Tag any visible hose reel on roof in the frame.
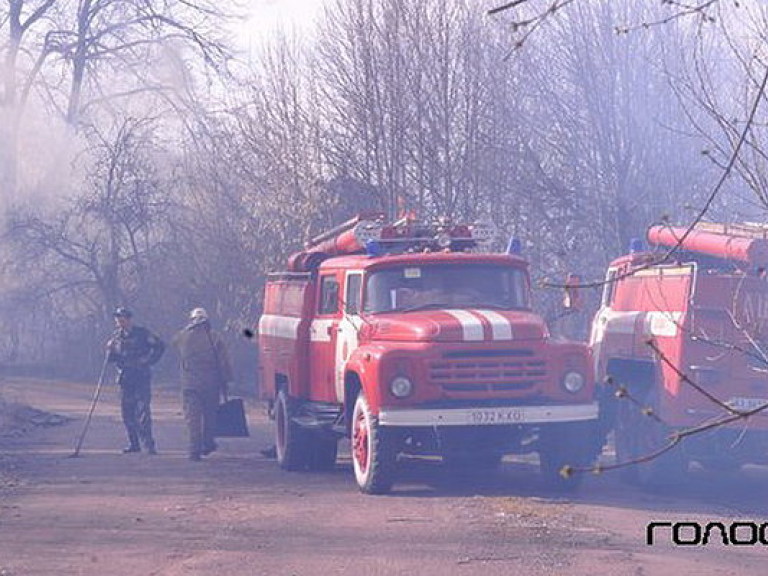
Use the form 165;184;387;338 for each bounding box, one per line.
287;213;499;272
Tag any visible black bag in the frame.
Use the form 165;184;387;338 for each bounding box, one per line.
215;398;249;438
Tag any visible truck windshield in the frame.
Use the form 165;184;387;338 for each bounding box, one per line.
363;264;530;313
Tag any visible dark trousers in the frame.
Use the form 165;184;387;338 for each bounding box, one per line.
182;388;219;457
119;373;155;449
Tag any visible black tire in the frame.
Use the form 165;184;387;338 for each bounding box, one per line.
538;423;598;492
595;381;618;454
274;389;308;471
351;391;396;494
614;389;687;488
307;435;339;471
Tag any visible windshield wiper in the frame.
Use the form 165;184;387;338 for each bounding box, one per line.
395;302;452;313
381;301;517;314
455;301;513;310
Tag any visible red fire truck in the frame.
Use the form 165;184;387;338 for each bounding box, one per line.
590;222;768;485
258;215;600;494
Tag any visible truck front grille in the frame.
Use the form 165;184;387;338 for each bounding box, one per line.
429;349;547;394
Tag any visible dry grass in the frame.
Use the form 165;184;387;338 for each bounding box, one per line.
0;399;71;438
0;390;71;495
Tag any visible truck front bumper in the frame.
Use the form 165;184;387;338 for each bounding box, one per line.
378;402;598;427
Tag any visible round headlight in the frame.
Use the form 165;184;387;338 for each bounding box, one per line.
390;376;413;398
562;371;585;393
436;232;452;249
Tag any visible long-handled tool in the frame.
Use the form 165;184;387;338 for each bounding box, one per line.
68;351;110;458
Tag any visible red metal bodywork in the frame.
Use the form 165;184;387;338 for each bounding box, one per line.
591;224;768;447
648;225;768;268
259;247;597;433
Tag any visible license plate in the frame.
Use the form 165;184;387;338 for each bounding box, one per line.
726;397;768;412
467;408;526;425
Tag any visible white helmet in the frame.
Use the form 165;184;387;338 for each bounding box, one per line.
189;307;208;323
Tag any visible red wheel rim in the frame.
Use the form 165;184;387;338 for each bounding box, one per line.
353;406;369;474
276;398;286;455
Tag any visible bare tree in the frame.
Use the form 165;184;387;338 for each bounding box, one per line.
0;0;57;208
1;0;233;214
314;0;502;219
5;116;172;370
669;3;768;215
46;0;231;128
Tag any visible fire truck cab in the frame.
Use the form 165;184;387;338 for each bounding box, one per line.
591;223;768;485
259;215;600;494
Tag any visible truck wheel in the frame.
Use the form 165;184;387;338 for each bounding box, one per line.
308;435;338;471
274;389;308;471
615;392;687;487
538;423;596;492
351;392;396;494
595;382;618;453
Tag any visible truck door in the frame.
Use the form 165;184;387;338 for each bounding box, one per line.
589;267;618;376
309;273;342;402
335;272;364;402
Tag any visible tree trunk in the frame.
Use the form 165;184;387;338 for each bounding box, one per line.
1;1;23;211
66;0;92;127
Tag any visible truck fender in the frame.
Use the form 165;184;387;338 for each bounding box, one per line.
605;358;656;397
597;357;657;441
342;346;385;432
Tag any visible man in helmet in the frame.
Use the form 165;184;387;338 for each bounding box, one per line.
107;307;165;454
173;307;233;461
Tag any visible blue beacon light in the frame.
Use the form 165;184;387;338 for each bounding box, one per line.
365;239;384;257
629;238;644;253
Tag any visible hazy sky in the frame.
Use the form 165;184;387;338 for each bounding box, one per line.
237;0;325;48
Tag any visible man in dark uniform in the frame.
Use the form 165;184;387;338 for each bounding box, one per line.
107;307;165;454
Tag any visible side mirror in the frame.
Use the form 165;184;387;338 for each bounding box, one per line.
563;273;583;311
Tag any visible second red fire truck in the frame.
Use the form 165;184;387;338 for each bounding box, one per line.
590;222;768;485
258;215;601;494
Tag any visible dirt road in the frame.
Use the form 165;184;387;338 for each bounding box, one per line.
1;377;767;576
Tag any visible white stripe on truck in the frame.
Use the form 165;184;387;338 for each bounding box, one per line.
443;309;484;341
258;314;300;339
473;309;514;340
